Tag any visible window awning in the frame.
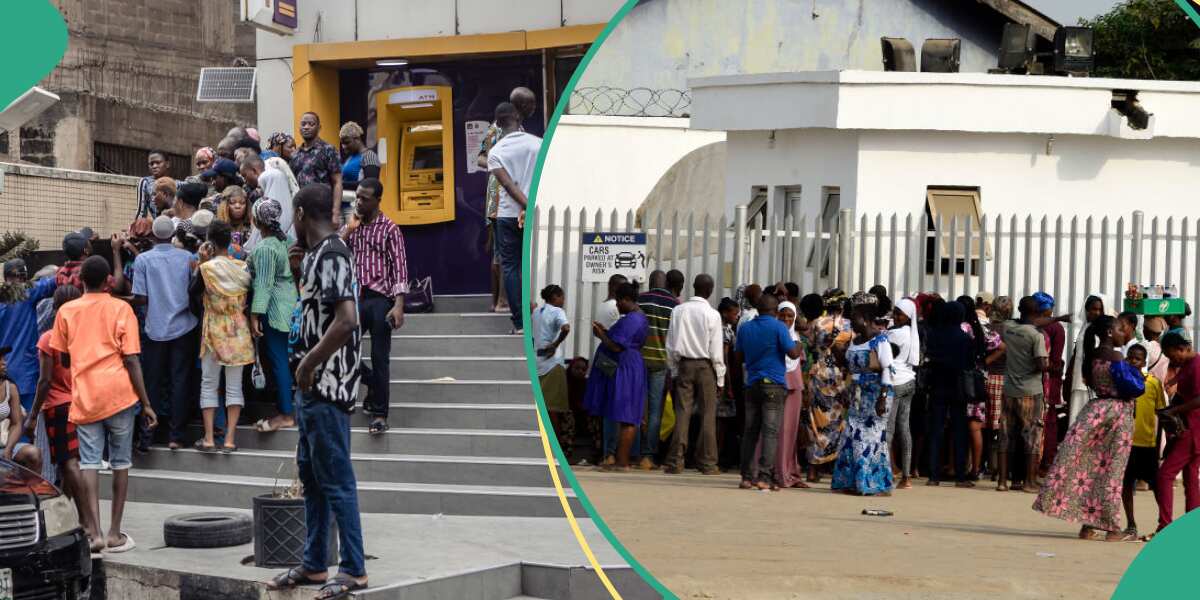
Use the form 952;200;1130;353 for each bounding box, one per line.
926;188;990;258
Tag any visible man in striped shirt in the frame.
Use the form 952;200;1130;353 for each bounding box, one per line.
342;178;408;434
634;270;680;470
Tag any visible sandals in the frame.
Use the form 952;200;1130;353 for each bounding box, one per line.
267;566;326;591
316;573;368;599
193;440;217;453
368;419;390;435
222;445;239;454
738;480;754;489
103;532;136;554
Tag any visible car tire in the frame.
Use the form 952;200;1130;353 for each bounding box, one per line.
164;512;253;549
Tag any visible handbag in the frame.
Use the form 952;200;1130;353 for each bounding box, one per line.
404;276;435;314
594;351;619;378
1109;361;1146;400
251;352;267;390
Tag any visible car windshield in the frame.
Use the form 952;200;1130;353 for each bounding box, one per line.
0;459;57;501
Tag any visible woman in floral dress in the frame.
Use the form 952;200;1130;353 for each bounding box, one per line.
1033;315;1137;541
805;290;850;482
831;296;895;496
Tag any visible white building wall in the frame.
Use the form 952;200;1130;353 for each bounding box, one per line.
721;128;860;223
536;115;725;216
854;130;1200;220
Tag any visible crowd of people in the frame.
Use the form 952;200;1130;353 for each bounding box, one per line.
536;270;1200;542
0;83;544;597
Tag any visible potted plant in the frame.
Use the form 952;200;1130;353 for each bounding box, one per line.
252;452;336;567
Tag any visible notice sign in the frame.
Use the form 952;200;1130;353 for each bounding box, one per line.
464;120;490;174
581;232;647;283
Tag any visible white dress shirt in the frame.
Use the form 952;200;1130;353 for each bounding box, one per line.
666;297;727;387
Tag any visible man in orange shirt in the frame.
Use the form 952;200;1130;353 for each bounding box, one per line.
50;256;157;553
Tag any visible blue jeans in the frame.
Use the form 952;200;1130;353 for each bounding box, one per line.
296;393;366;577
640;369;668;458
261;326;295;416
496;217;522;329
77;404;137;471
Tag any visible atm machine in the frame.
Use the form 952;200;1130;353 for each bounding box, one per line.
374;85;455;225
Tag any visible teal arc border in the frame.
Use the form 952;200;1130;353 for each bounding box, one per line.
519;1;680;598
1175;0;1200;27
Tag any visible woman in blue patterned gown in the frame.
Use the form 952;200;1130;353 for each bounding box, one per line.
831;293;895;496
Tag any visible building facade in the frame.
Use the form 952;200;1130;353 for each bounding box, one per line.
256;0;625;294
7;0;258;178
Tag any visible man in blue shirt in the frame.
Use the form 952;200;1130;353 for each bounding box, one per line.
734;294;802;491
0;259;57;481
132;216;199;448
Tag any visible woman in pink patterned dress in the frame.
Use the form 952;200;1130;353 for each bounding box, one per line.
1032;315;1136;541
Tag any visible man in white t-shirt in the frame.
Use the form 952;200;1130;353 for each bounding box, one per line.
487;102;542;334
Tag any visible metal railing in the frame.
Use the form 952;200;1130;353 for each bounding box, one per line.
529;205;1199;359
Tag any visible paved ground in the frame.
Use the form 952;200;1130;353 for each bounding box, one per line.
573;469;1176;600
97;500;627;592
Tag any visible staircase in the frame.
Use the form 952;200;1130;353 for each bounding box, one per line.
106;294;581;518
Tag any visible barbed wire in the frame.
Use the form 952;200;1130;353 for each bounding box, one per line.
568;86;692;118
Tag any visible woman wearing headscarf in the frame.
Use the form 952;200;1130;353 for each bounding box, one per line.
265;132;297;162
752;301;808;488
831;293;894;496
247;199;298;433
1066;295;1108;425
193;147;215;176
887;297;920;488
804;289;850;482
924;300;974;487
1033;315;1139;541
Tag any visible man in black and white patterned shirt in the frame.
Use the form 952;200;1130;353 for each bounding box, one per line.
268;183;368;596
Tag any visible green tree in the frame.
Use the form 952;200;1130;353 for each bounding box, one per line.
1081;0;1200;80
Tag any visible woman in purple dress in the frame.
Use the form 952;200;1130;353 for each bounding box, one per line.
584;283;649;472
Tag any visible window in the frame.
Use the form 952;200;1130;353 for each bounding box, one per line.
925;186;987;275
93;143;190;180
804;187;839;276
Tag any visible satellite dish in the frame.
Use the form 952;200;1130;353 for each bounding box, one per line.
0;87;59;133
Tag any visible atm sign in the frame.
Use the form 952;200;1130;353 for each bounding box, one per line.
388;90;439;105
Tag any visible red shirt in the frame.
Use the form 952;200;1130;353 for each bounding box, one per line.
55;260;114;293
1175;355;1200;436
35;332;72;411
345;213;409;298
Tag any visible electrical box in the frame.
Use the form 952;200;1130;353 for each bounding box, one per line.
375;86;455;226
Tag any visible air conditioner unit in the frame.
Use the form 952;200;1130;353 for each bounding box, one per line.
241;0;296;36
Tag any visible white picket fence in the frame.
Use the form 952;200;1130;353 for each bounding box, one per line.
529;205;1200;359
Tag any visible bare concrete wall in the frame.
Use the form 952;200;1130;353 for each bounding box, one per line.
21;0;258;172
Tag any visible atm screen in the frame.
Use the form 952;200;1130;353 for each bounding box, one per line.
411;145;443;170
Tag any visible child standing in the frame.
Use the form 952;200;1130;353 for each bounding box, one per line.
1122;344;1166;538
195;221;254;453
534;285;572;459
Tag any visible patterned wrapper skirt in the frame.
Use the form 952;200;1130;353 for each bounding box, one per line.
1032;397;1133;532
985;373;1005;430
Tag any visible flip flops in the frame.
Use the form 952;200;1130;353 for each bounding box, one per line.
103;532;136;554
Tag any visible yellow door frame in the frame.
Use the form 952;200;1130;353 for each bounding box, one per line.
290;24;604;145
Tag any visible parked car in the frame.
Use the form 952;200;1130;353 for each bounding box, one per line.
0;458;90;599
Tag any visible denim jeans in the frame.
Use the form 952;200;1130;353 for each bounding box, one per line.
77;404;137;471
358;291;393;418
141;326;199;443
640;368;668;458
740;381;787;483
260;326;295;416
496;217;523;329
296;392;366;577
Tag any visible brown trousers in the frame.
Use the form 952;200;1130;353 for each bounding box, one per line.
666;358;719;470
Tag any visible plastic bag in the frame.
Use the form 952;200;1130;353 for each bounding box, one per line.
659;390;675;442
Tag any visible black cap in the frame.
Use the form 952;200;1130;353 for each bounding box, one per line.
62;232;88;259
201;158;239;179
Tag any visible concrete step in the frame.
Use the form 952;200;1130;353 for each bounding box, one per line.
375;357;529;380
430;294;493;314
368;334;522;357
187;424;544;457
381;380;533;404
402;313;514;335
136;447;559;487
101;469;581;517
356;403;537;430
